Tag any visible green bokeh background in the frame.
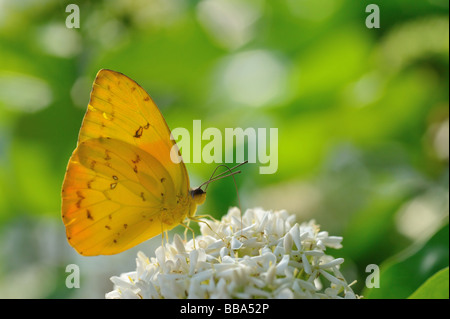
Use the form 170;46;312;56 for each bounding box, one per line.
0;0;448;298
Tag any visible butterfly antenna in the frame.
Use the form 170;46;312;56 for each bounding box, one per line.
200;161;248;233
198;170;241;189
200;161;248;191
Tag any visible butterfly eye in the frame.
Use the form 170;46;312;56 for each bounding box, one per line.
190;187;205;198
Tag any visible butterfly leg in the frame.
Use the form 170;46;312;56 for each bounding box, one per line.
188;216;225;242
193;214;220;223
179;222;197;249
165;230;170;246
183;219;191;242
160;221;170;249
160;221;164;248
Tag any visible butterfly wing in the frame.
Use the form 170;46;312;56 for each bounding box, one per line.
79;69;188;195
62;69;190;256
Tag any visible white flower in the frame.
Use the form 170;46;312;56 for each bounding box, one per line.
105;207;358;299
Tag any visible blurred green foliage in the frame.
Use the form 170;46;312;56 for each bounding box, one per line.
409;266;449;299
0;0;448;298
363;224;449;298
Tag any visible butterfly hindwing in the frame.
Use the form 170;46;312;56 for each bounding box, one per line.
63;137;191;255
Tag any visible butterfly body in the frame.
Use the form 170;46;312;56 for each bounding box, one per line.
62;69;205;256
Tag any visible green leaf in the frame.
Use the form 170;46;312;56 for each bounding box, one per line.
409;267;449;299
363;223;449;299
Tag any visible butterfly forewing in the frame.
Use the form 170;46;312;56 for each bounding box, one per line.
79;69;188;195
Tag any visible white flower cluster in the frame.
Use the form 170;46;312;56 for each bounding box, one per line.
106;208;357;299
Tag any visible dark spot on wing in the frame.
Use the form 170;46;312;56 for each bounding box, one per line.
132;154;141;164
87;209;94;220
76;191;84;208
134;126;143;138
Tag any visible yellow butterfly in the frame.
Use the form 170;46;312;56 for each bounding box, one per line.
61;69;209;256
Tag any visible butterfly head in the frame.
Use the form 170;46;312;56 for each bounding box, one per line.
190;187;207;205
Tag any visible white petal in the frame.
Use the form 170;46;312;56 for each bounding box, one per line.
265;265;276;285
301;254;312;275
121;288;141;299
304;250;324;257
110;275;134;290
289;224;302;251
220;246;229;259
155;246;166;268
276;288;294;299
319;269;344;286
345;290;357;299
189;249;199;275
105;291;121;299
283;232;293;253
231;236;243;250
319;258;344;269
173;233;186;254
276;254;290;275
321;236;343;249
